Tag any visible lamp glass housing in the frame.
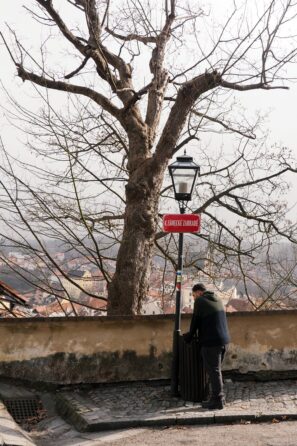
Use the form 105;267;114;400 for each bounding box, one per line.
168;154;200;201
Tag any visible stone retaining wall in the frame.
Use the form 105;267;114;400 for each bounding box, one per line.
1;311;297;384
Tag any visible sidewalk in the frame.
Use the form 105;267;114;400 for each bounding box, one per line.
1;379;297;445
55;379;297;432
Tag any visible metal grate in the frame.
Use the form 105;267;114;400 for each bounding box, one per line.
3;396;45;424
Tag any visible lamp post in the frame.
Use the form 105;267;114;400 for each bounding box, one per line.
168;152;200;396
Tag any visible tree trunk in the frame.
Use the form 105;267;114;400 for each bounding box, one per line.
107;157;166;315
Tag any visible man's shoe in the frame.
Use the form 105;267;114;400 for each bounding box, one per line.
202;396;225;405
201;399;224;410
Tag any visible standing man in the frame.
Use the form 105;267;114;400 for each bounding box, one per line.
184;283;230;410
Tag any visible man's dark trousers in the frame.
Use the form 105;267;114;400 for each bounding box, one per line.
201;345;226;400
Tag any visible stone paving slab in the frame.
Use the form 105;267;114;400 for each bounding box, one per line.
55;379;297;432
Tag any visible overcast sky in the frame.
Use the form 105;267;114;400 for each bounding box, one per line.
1;1;296;217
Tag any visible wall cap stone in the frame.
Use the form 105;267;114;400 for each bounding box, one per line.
0;309;297;324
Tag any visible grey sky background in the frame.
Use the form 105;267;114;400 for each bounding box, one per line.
0;1;296;220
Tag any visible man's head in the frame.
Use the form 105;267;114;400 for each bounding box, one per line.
192;283;206;299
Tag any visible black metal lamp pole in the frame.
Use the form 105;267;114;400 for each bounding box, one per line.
171;201;185;395
168;152;200;396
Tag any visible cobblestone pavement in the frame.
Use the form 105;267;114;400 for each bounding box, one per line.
58;379;297;419
225;380;297;412
3;379;297;445
54;379;297;433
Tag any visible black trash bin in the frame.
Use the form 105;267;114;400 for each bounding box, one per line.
179;334;209;402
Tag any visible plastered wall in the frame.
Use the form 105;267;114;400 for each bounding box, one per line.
1;311;297;384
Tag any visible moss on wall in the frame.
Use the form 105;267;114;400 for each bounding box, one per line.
0;311;297;384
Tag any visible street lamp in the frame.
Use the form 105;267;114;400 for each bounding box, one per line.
168;152;200;396
168;153;200;205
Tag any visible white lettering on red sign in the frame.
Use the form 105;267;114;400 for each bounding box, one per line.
162;214;201;233
167;220;197;226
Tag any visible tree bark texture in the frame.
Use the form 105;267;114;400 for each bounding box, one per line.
108;155;167;315
107;75;221;315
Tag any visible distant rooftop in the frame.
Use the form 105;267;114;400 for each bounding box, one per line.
68;269;86;278
0;279;28;307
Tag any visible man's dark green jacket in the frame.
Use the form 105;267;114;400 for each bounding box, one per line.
187;291;230;346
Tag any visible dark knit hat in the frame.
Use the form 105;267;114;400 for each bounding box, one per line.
192;283;206;292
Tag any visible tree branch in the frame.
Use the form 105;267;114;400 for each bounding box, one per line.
196;165;297;215
65;56;90;79
145;5;176;140
106;27;157;44
220;79;289;91
84;0;101;46
35;0;134;104
36;0;86;52
155;71;221;162
192;109;256;139
17;65;122;121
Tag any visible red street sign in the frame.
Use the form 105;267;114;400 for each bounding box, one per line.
163;214;201;233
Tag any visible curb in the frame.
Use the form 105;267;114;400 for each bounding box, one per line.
56;393;90;432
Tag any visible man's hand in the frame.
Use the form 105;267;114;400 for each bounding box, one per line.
183;332;192;343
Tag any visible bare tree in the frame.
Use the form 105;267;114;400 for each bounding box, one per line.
233;242;297;310
1;0;297;315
